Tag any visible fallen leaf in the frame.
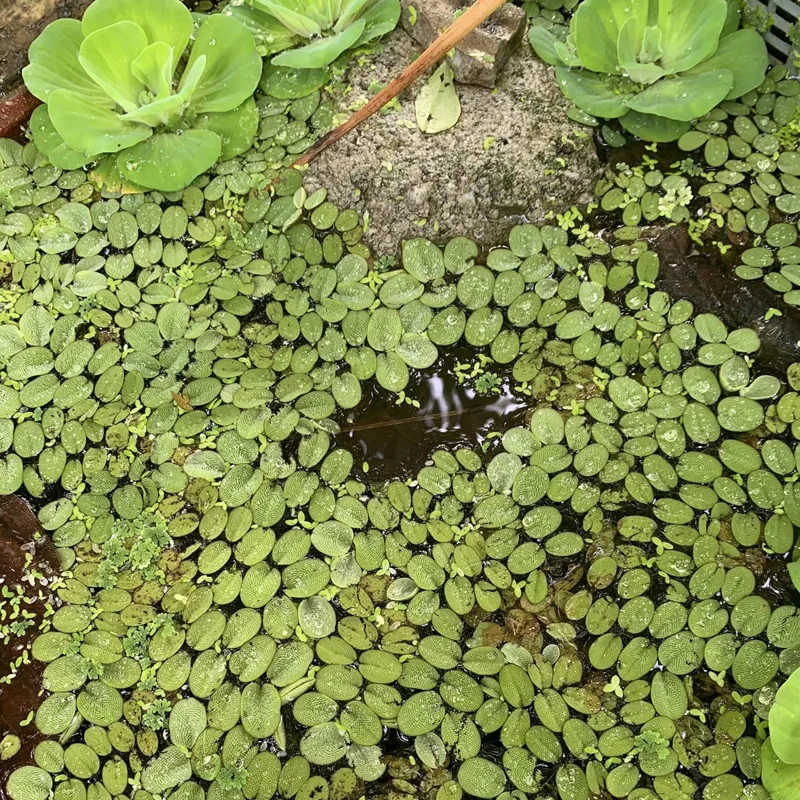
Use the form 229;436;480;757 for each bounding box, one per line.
415;62;461;134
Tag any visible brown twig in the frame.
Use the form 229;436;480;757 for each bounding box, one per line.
292;0;509;169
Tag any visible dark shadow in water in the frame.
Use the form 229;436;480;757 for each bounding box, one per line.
646;225;800;377
339;350;530;482
0;496;59;798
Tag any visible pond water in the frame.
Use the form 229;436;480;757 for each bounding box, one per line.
342;350;529;482
0;498;58;796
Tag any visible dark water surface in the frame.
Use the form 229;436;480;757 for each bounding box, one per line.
0;497;59;798
340;350;530;482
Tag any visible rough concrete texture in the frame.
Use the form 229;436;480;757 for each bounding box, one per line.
399;0;527;87
305;29;602;256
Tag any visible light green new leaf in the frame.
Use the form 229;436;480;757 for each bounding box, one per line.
48;89;151;156
195;98;260;160
763;738;800;800
770;665;800;764
125;56;205;127
529;26;564;67
555;67;632;119
621;61;665;85
131;42;175;99
627;69;733;121
81;0;194;59
23;19;110;106
117;130;221;192
78;21;148;113
272;18;367;68
121;92;189;129
415;62;461;134
657;0;728;74
572;0;648;73
310;0;341;31
618;19;664;85
185;15;263;113
29;106;93;170
686;28;768;99
619;110;690;142
639;26;664;63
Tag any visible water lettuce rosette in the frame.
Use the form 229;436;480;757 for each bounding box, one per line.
23;0;263;191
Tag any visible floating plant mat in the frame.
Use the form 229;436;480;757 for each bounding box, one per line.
590;61;800;314
2;123;800;800
5;30;800;800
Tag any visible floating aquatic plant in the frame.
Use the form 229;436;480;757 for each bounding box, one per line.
2;22;800;800
23;0;262;191
225;0;401;67
530;0;769;141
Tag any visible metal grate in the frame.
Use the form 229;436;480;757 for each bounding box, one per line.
755;0;800;63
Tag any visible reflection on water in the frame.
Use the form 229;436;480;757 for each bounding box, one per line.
341;351;529;481
0;497;58;799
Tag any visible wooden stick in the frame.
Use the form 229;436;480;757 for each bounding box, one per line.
293;0;508;168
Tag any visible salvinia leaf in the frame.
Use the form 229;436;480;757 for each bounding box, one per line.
272;18;367;68
657;0;728;74
23;18;111;106
626;69;733;121
185;15;263;113
78;21;148;113
415;62;461;135
81;0;194;60
117;130;222;192
554;67;632;119
789;560;800;593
